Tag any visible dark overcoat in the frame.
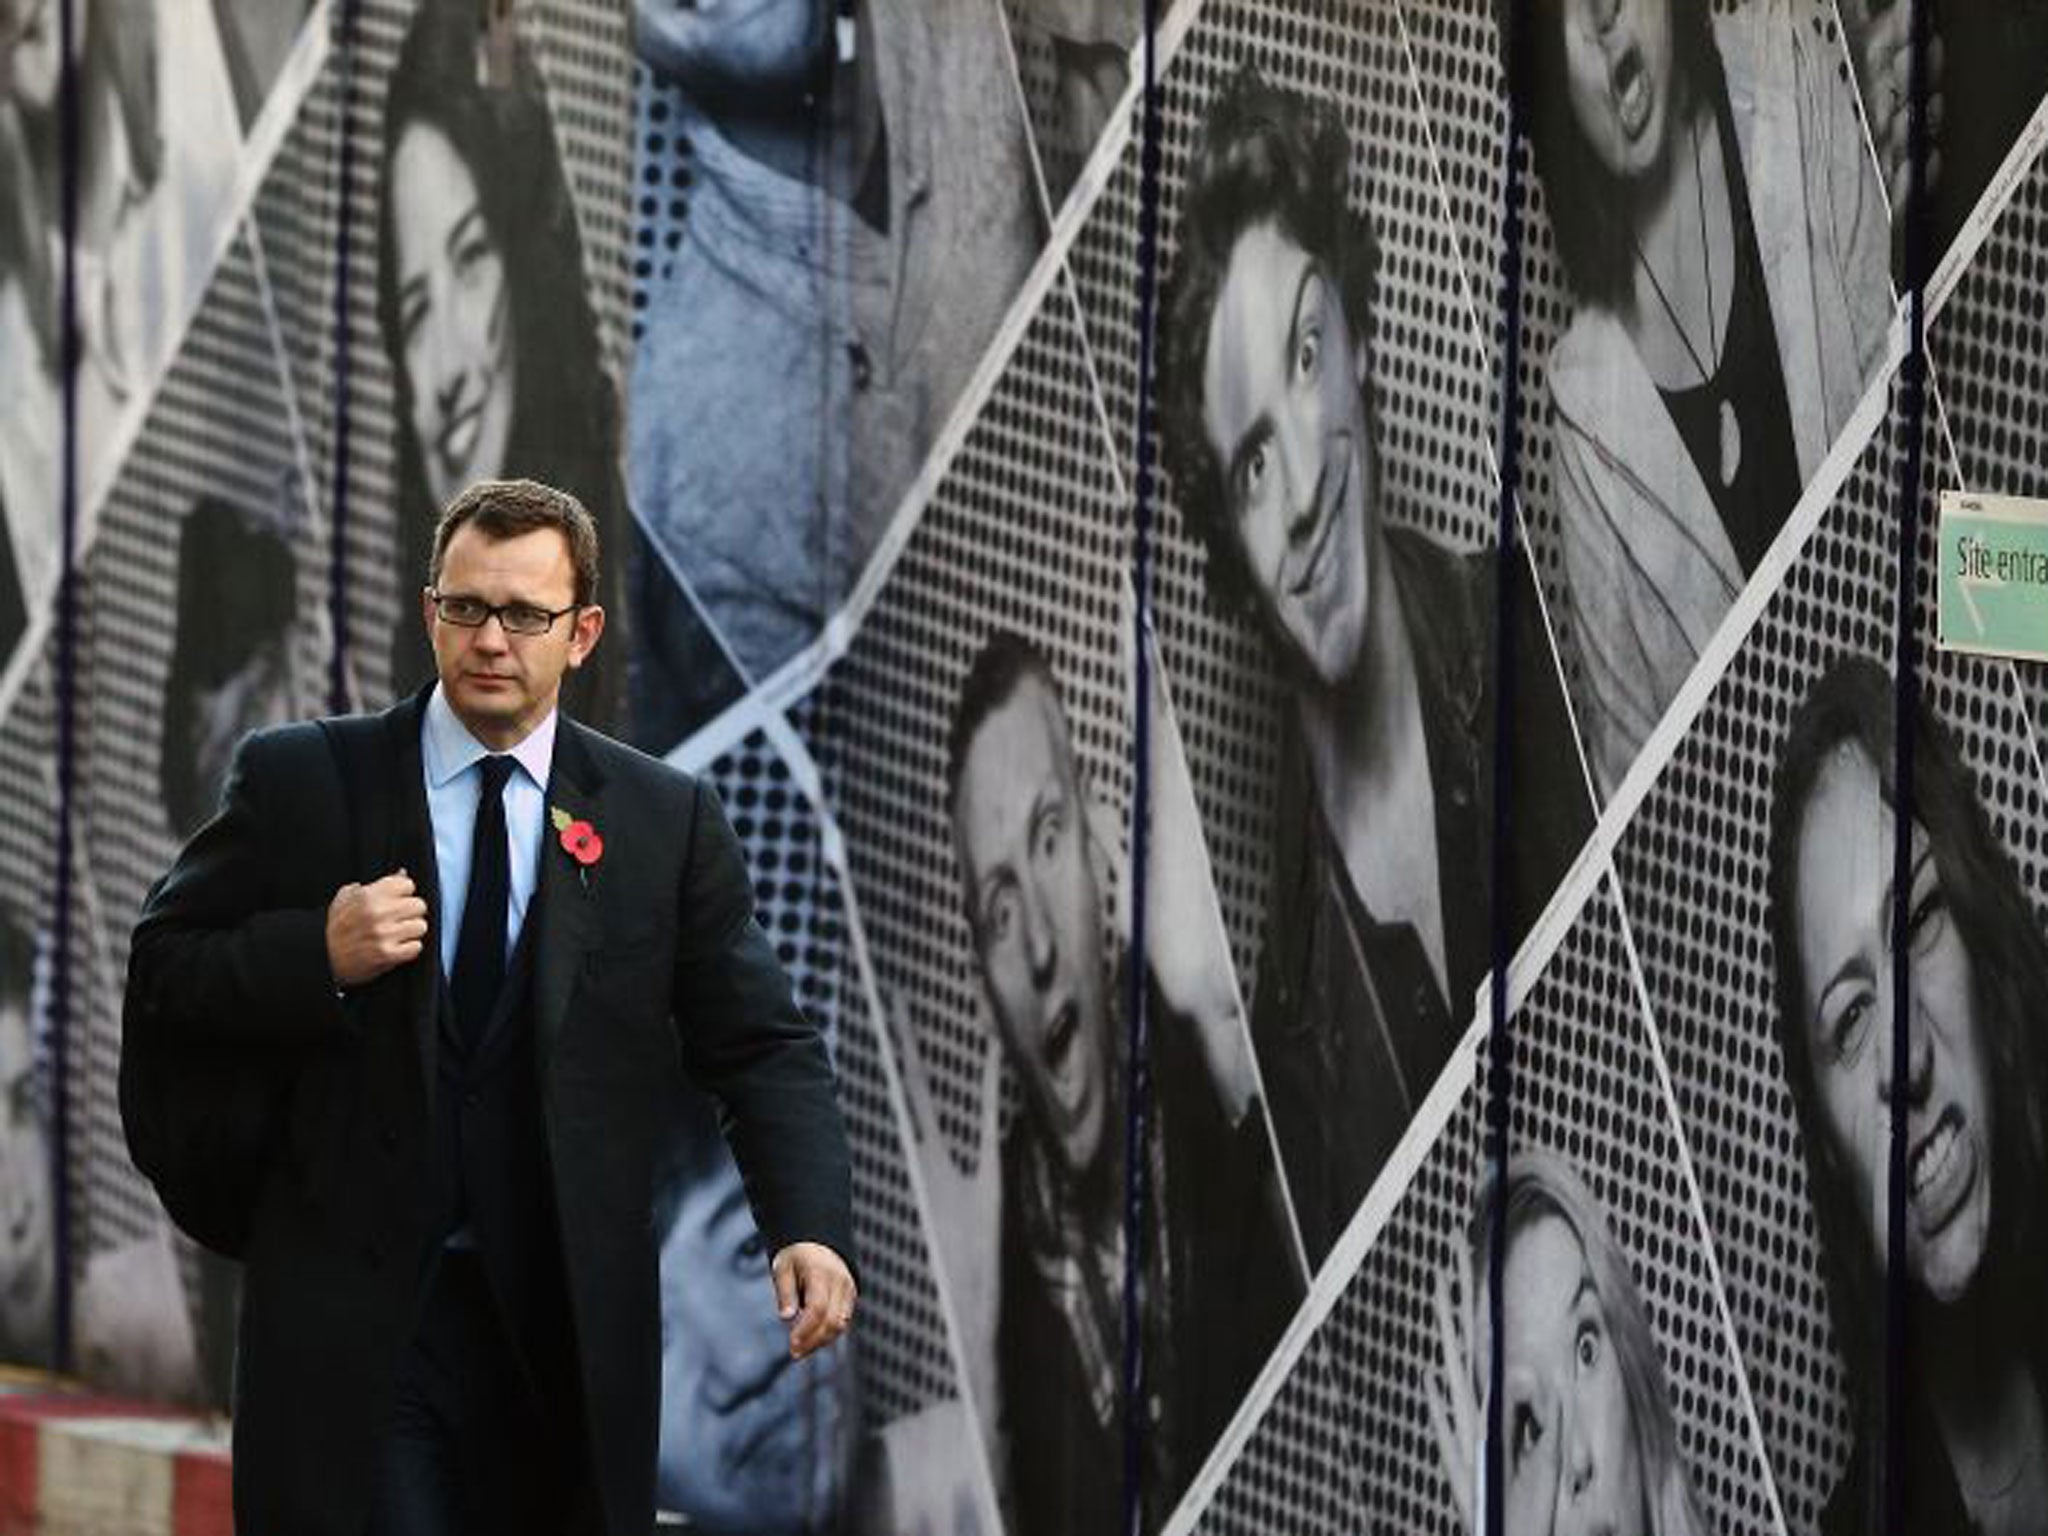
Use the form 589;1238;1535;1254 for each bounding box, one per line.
122;691;853;1536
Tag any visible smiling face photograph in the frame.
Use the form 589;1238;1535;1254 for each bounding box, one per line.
1159;60;1589;1271
375;0;629;724
1768;656;2048;1536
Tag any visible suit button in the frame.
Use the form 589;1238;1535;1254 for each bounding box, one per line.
463;1091;481;1110
362;1239;385;1270
380;1126;398;1154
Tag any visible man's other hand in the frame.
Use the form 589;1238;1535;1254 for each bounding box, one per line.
771;1240;856;1360
326;870;429;988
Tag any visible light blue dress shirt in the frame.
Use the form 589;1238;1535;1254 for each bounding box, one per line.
421;685;556;978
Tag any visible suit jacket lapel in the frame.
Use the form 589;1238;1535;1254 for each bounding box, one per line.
535;716;606;1069
384;690;445;1090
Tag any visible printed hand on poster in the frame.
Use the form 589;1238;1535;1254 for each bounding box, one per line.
1112;603;1257;1125
895;990;1004;1454
1425;1239;1493;1536
859;1398;987;1536
74;1220;202;1405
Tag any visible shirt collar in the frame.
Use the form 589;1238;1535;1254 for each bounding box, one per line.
422;684;557;793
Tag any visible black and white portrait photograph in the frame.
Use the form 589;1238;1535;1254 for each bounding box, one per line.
1509;0;1893;799
1608;378;2048;1536
1765;653;2048;1536
0;0;249;640
627;0;1047;701
1163;874;1780;1536
922;628;1300;1533
1151;46;1590;1272
668;724;1011;1536
374;0;636;726
1428;1148;1716;1536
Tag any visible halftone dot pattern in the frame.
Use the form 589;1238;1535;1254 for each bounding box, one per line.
0;657;55;954
1001;0;1087;214
813;268;1130;1167
1909;407;2048;926
0;654;59;1253
73;231;330;1276
1062;0;1513;1013
1397;0;1507;351
1191;877;1776;1536
324;0;634;709
520;2;635;385
1927;130;2048;762
250;61;343;498
1501;879;1776;1536
628;65;693;345
319;0;408;707
705;724;963;1426
1190;1329;1365;1536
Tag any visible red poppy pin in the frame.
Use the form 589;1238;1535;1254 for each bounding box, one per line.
550;807;603;885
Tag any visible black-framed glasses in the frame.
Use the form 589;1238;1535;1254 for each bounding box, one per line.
429;592;580;636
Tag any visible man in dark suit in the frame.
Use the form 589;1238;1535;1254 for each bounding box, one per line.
122;478;857;1536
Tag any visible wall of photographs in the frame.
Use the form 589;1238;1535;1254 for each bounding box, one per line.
4;1;2047;1533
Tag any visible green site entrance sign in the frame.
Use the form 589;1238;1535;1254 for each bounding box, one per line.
1939;491;2048;663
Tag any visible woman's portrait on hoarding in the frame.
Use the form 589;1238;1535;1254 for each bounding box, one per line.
375;0;649;725
1768;656;2048;1536
1514;0;1889;795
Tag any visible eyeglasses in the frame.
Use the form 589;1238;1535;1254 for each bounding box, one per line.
429;592;580;636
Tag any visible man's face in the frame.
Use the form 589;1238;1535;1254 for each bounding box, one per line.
0;984;54;1360
659;1158;843;1528
392;122;517;511
1200;219;1376;692
1794;744;1994;1304
954;674;1114;1184
423;523;603;748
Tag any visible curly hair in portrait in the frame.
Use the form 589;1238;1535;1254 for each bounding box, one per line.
1467;1148;1710;1536
374;0;624;720
1158;62;1378;621
1767;656;2048;1512
1501;0;1720;306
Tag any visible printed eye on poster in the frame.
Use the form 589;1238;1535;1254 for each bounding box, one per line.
1938;491;2048;662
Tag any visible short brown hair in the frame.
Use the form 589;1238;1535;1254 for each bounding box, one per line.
428;478;600;606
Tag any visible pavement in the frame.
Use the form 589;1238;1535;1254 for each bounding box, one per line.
0;1371;229;1536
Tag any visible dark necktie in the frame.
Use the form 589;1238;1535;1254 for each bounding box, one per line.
451;755;516;1052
